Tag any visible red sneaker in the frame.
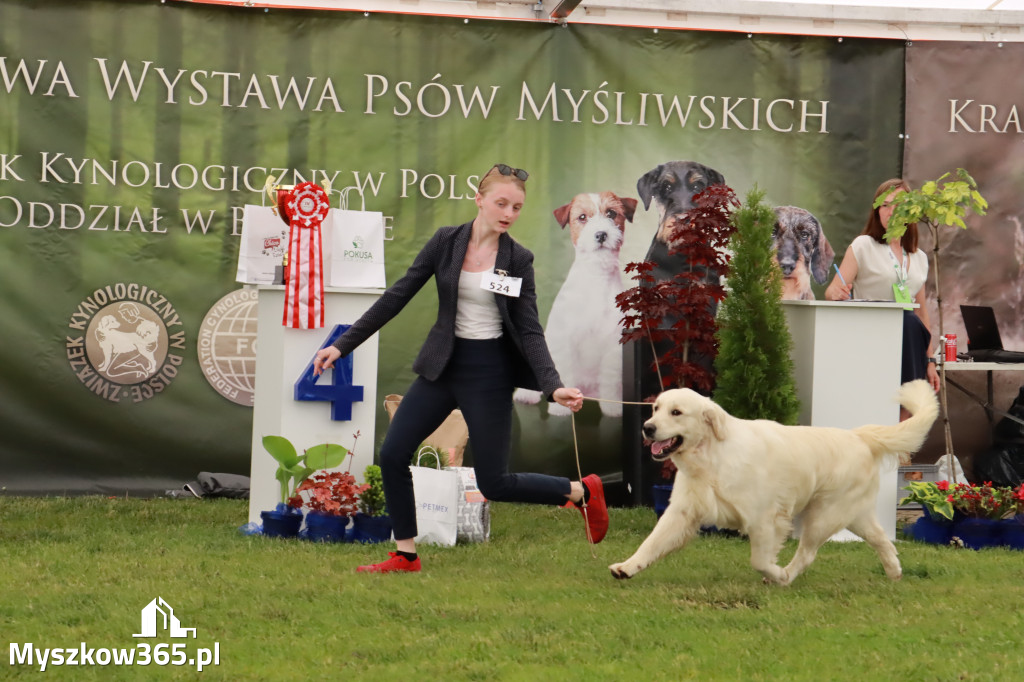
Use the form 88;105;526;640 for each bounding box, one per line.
356;552;421;574
577;474;608;544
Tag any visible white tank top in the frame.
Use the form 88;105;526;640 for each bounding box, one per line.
850;234;928;300
455;270;503;339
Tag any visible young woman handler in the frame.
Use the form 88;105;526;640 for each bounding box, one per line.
314;163;608;573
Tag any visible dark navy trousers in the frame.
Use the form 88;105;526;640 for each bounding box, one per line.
380;338;571;540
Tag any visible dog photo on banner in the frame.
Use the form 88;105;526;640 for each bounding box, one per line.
514;191;637;417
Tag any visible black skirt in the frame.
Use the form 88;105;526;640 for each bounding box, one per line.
902;310;932;383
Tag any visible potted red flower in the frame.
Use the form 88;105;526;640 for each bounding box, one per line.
949;481;1009;550
290;470;367;542
287;431;366;542
1001;483;1024;550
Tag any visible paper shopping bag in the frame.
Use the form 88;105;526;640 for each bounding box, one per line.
449;466;490;544
236;205;288;284
411;454;459;547
328;208;386;289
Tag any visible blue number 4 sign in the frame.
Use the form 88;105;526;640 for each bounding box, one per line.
294;324;364;421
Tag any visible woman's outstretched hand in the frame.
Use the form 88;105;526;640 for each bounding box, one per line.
553;387;584;412
313;346;342;376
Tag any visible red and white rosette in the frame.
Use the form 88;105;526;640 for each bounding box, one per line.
282;181;330;329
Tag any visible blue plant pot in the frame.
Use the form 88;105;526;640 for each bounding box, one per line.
909;516;952;545
952;517;1001;550
260;508;302;538
652;484;673;518
919;506;955;525
304;512;350;543
999;518;1024;550
352;512;393;544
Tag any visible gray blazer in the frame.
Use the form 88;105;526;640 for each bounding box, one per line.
332;221;563;398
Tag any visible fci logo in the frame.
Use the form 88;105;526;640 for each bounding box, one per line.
133;598;196;639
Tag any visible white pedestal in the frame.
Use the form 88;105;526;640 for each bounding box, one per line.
783;300;908;541
247;286;383;524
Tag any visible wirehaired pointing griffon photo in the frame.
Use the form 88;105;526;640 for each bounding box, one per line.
514;191;637;417
609;380;939;586
772;206;835;301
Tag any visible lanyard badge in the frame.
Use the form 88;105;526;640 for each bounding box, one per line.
481;269;522;297
889;248;912;309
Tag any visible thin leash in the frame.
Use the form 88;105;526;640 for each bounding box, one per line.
569;395;652;558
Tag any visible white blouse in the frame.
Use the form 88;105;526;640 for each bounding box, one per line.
454;270;503;339
850;234;928;301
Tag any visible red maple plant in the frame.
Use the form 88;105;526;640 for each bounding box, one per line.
616;184;738;395
287;430;367;516
289;470;367;517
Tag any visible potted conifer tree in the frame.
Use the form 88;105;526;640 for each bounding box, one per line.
714;187;800;424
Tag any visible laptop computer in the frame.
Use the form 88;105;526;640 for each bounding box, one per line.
959;305;1024;362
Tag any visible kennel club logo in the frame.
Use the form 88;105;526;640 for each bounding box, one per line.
198;288;258;406
65;283;186;403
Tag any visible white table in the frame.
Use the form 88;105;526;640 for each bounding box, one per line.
782;299;908;541
247;286;383;524
941;361;1024;427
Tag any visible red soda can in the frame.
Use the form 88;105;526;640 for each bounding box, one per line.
945;334;957;362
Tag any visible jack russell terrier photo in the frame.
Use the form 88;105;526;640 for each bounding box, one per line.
515;191;637;417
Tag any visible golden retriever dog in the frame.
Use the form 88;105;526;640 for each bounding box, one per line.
610;380;938;586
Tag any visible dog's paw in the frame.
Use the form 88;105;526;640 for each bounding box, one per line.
513;388;542;405
608;562;635;580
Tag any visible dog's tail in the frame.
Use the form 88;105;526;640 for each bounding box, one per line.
852;380;939;464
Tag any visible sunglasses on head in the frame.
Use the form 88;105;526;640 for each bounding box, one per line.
493;164;529;182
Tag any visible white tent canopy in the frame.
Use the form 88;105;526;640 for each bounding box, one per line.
207;0;1024;41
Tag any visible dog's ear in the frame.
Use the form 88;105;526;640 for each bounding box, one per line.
704;402;728;441
636;167;663;210
621;197;638;223
703;165;726;188
552;202;572;229
809;217;836;284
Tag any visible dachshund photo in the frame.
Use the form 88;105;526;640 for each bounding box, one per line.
515;191;637;417
772;206;835;300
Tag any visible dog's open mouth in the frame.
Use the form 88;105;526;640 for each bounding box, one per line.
645;436;682;461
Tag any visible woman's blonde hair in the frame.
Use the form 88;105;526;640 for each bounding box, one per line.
861;178;919;253
477;164;527;196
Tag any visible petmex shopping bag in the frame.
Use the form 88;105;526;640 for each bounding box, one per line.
410;449;459;547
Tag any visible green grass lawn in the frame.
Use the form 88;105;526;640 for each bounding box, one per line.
2;496;1023;681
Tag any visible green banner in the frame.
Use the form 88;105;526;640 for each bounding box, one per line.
0;0;904;494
